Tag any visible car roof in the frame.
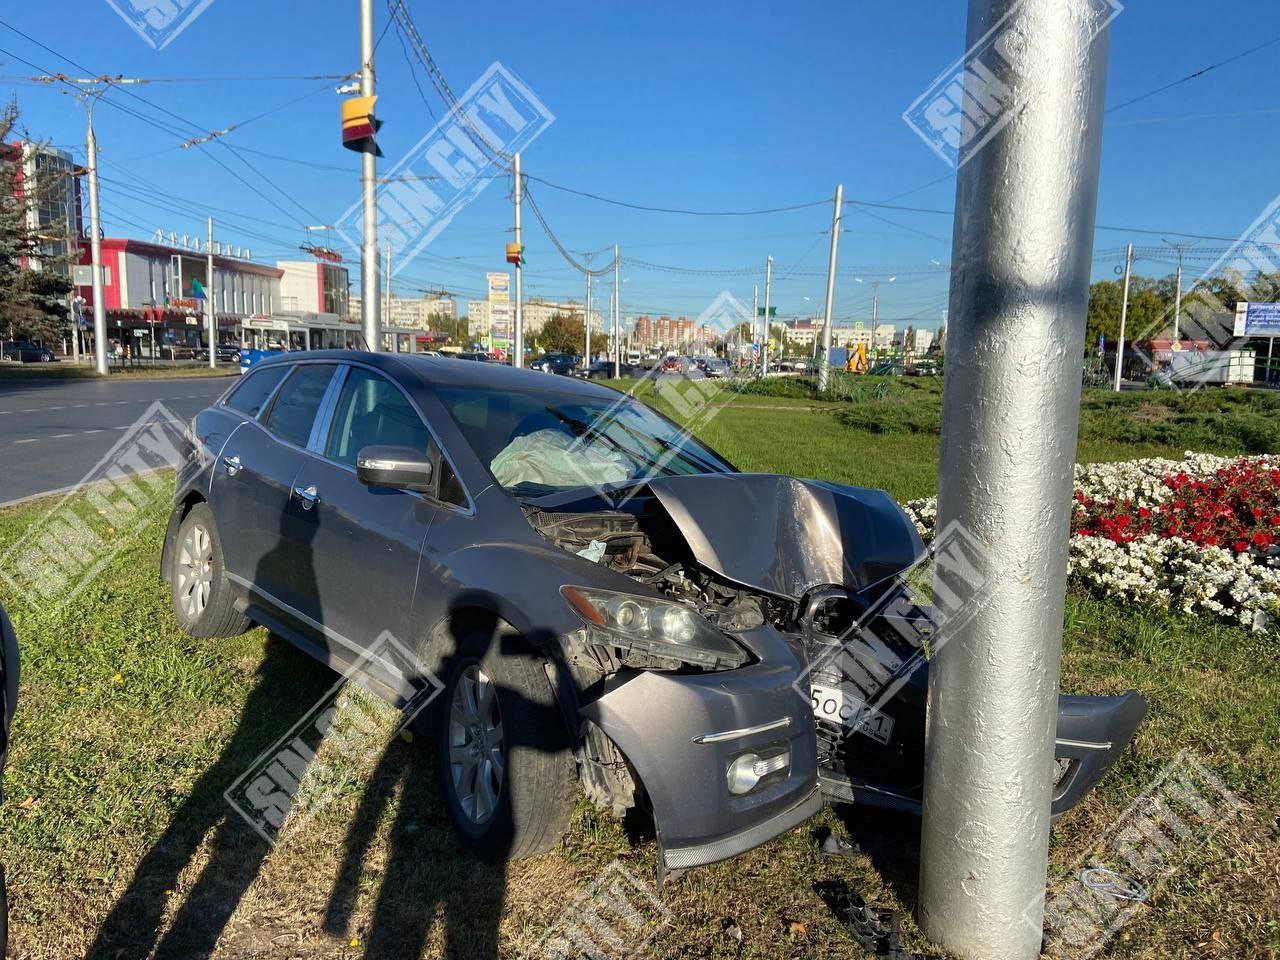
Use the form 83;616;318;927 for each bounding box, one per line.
260;349;628;402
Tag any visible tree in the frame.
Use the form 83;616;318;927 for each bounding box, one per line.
0;99;73;343
538;312;585;354
1086;275;1172;347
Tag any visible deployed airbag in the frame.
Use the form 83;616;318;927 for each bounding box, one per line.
646;474;926;601
491;428;630;489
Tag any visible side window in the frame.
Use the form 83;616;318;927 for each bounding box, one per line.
263;364;337;448
436;455;466;508
325;367;430;466
224;365;288;418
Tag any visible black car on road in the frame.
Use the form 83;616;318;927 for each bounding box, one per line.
1;341;55;363
163;351;1143;870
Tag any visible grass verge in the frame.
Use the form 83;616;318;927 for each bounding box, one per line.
0;385;1276;958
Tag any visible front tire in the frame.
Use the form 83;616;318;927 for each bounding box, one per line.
438;630;575;861
169;502;251;639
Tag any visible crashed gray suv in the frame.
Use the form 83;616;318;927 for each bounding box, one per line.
162;351;1143;871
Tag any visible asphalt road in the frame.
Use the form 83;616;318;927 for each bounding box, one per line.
0;375;235;505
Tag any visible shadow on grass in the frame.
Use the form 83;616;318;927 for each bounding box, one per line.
84;634;335;960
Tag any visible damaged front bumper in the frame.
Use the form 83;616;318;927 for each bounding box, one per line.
580;625;820;871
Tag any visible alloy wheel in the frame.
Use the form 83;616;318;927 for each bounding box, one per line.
175;523;214;620
448;665;505;825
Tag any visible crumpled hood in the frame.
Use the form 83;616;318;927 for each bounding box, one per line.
645;474;926;602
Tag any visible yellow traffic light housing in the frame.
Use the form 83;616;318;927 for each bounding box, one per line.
341;95;383;156
505;242;523;264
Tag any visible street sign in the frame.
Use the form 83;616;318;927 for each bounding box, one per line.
1233;301;1280;336
756;306;777;317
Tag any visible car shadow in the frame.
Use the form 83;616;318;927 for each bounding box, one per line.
88;504;333;959
828;803;923;911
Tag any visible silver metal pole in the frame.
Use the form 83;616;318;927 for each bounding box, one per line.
918;3;1112;958
817;184;843;392
613;244;620;378
1268;337;1274;386
584;269;592;364
752;285;759;368
1173;253;1183;341
512;152;524;368
762;256;772;376
384;239;392;350
86;108;108;376
1114;242;1133;391
206;217;216;368
359;0;380;352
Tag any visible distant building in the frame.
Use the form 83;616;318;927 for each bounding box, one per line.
4;140;82;279
634;315;697;351
77;235;284;357
873;323;896;350
278;260;350;318
351;293;456;328
466;297;602;345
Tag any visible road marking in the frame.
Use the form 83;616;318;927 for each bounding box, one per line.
95;402;108;406
13;438;36;444
49;433;74;439
20;408;37;413
82;429;103;435
47;406;63;411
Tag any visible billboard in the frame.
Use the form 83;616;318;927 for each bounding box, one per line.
487;271;512;350
1233;301;1280;337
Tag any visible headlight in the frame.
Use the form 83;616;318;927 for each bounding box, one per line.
561;586;749;670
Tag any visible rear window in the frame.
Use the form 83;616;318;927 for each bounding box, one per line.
263;364;337;447
224;365;288;418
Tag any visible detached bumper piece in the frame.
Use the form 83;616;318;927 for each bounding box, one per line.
663;786;822;871
1052;691;1147;816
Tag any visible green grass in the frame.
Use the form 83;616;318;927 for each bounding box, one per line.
0;381;1277;958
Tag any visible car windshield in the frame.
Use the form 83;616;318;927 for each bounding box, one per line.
436;385;734;496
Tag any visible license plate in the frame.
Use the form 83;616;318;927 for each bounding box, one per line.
809;683;895;745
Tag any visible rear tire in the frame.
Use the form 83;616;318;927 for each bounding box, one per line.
169;502;251;639
437;630;576;861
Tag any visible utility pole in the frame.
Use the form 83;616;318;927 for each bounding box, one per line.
1114;242;1133;392
752;285;759;369
205;217;216;369
85;104;108;375
918;2;1112;958
584;265;593;364
817;184;843;392
613;244;621;378
512;152;524;368
762;256;773;376
359;0;381;352
1164;240;1194;341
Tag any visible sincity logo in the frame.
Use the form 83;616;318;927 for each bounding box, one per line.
103;0;216;50
903;0;1122;167
336;62;554;278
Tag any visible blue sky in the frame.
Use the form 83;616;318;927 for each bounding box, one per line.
3;0;1278;330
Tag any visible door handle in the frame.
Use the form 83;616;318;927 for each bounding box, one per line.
222;454;241;477
294;484;320;509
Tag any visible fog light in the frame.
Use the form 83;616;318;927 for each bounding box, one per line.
725;749;790;795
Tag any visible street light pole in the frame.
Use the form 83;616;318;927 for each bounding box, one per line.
206;217;216;369
85;103;108;375
817;184;843;392
762;256;773;376
584;266;593;363
1164;240;1194;341
1114;242;1133;391
918;2;1112;957
513;151;524;367
612;244;621;378
359;0;381;352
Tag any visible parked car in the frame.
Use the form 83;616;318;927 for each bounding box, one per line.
530;352;578;376
1;340;55;363
0;600;20;953
163;351;1144;871
455;351;498;363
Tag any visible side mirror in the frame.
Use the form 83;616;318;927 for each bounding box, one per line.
356;445;434;492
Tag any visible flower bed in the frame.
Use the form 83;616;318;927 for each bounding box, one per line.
903;453;1280;630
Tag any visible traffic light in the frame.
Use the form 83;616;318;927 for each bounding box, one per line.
341;95;383;156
